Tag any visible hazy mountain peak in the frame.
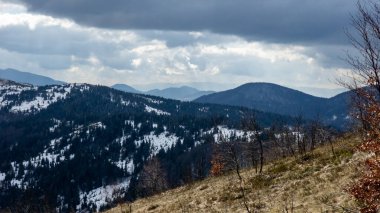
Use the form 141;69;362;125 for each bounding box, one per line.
111;83;141;94
0;68;65;86
146;86;214;101
194;82;351;129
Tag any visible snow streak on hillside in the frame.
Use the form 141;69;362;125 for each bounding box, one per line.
10;85;74;113
0;80;34;108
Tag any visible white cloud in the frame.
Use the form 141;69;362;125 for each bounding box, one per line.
131;58;142;68
189;32;203;39
0;2;74;30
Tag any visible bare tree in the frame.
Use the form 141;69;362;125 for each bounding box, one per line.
294;114;306;156
319;127;337;157
343;1;380;212
270;125;298;158
137;157;168;197
269;124;288;159
223;140;251;213
210;136;251;213
345;2;380;92
308;121;318;151
241;114;264;174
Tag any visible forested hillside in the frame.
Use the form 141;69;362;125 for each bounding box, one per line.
0;79;293;212
195;82;352;129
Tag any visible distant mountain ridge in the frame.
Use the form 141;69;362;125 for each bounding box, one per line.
112;84;214;101
0;68;65;86
0;69;353;128
0;69;213;101
194;82;352;129
146;86;214;101
111;84;141;94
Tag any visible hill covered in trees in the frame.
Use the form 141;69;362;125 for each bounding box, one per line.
194;82;352;129
0;79;296;212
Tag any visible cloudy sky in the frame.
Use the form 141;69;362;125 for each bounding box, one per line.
0;0;357;95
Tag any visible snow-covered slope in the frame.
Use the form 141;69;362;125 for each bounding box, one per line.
0;80;90;114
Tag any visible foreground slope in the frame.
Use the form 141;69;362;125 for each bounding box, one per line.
107;135;362;212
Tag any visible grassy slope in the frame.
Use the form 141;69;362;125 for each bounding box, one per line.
106;135;366;213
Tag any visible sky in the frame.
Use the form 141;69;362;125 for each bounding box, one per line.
0;0;358;96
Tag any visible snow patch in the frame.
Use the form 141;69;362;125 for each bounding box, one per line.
125;120;135;128
10;84;74;113
0;83;35;109
77;178;131;212
112;159;134;174
135;131;179;155
198;107;209;112
144;105;170;116
0;173;5;182
142;97;163;104
49;118;62;132
204;126;256;143
121;99;130;106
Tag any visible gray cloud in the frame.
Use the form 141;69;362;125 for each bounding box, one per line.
0;25;90;56
302;45;354;69
0;24;139;70
0;1;354;95
14;0;355;45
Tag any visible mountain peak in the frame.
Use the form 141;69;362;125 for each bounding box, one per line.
112;83;141;94
194;82;350;129
237;82;312;95
146;86;214;101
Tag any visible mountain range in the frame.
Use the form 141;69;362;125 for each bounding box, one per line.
0;69;213;101
145;86;214;101
0;68;353;128
111;84;215;101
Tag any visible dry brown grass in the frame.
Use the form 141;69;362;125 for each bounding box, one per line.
105;135;365;213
